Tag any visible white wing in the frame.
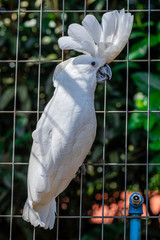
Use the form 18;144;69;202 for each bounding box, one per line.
23;64;97;229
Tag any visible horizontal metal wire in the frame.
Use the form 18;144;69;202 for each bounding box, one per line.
0;59;160;63
0;110;160;114
0;162;160;166
0;215;160;219
0;9;160;13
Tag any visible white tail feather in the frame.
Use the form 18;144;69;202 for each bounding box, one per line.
23;198;56;230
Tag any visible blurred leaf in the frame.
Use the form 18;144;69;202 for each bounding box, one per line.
17;85;31;110
3;174;11;188
24;19;37;28
87;183;94;195
109;152;119;163
2;77;14;84
0;38;6;47
82;227;101;240
15;132;31;148
96;181;103;190
149;140;160;151
46;53;57;60
149;172;160;190
130;31;146;39
15;114;28;137
25;38;37;50
149;154;160;172
0;87;14;110
94;0;105;10
0;190;8;202
149;122;160;141
42;36;52;45
134;92;147;110
147;115;158;131
91;145;103;162
150;33;160;47
132;72;160;94
14;171;26;184
133;21;154;28
129;113;145;130
9;36;17;55
129;39;147;60
129;33;160;60
150;91;160;110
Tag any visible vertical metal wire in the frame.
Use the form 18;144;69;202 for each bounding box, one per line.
101;4;108;240
56;197;60;240
37;0;43;121
124;29;129;240
101;80;107;240
32;228;36;240
84;0;87;16
32;1;43;239
101;2;109;234
56;1;65;239
79;171;83;240
106;0;108;11
78;2;87;239
123;2;130;240
146;0;151;239
9;1;21;239
61;0;65;61
1;1;154;240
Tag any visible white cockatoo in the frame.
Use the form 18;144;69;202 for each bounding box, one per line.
23;9;133;229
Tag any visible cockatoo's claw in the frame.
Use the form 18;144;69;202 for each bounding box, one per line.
75;163;86;179
81;163;87;175
96;64;112;83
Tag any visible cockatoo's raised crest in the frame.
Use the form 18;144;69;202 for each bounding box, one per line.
23;9;133;230
59;9;133;65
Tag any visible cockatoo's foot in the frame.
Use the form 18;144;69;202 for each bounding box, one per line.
77;163;86;175
80;163;86;175
75;163;86;181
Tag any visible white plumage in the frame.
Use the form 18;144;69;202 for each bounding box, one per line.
23;9;133;229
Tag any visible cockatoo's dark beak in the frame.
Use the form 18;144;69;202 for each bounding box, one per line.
96;64;112;83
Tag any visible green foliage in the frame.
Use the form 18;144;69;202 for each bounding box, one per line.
0;0;160;239
132;72;160;94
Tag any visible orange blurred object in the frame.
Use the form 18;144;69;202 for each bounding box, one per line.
150;195;160;215
89;191;160;224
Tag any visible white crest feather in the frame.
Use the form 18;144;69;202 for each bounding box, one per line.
58;36;88;54
58;9;133;64
82;14;102;44
68;23;96;56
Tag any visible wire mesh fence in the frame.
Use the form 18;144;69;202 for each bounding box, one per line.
0;0;160;239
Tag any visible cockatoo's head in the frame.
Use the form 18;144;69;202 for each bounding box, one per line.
72;54;112;83
57;9;133;89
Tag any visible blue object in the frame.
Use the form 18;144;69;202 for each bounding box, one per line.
129;193;143;240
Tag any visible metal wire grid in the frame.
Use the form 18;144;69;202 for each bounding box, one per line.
0;0;160;239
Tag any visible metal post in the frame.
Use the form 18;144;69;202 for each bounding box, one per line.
129;193;143;240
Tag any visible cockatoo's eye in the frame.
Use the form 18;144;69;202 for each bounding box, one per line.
91;61;96;66
90;60;98;67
